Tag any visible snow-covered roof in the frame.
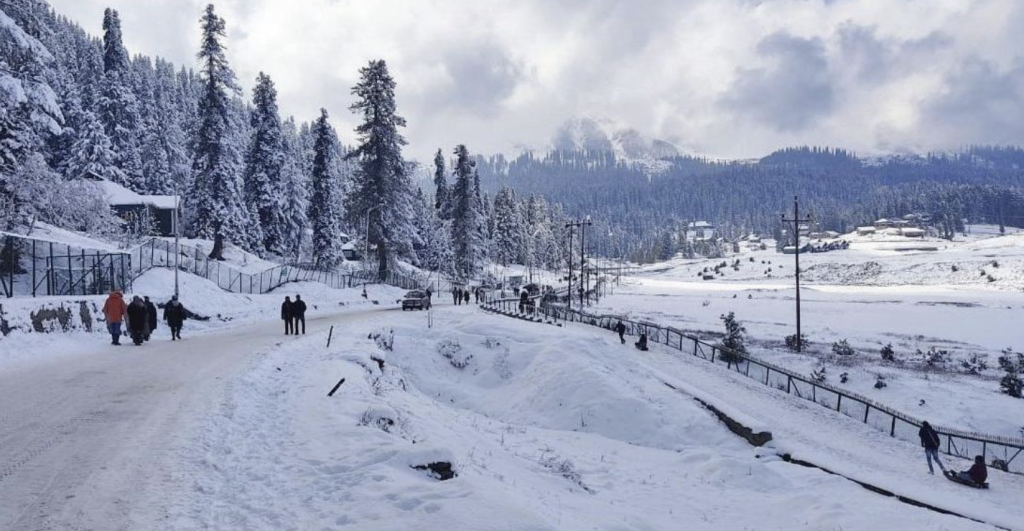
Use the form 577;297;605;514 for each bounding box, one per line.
83;173;179;210
688;221;714;228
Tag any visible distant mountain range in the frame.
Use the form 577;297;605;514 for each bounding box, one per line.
551;117;680;161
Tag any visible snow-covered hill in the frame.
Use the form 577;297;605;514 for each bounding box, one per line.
552;117;679;161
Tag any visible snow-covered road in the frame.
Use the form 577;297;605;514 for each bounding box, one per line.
0;306;396;531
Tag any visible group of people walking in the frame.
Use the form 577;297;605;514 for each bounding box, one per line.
102;291;188;346
281;295;307;335
452;287;481;305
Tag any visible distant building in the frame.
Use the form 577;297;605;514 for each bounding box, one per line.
82;172;179;236
686;221;716;241
901;227;926;238
856;226;877;236
341;241;361;261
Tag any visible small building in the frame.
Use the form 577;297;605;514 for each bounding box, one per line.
686;221;716;241
83;172;179;236
341;241;362;261
901;227;926;238
856;226;877;236
874;218;893;229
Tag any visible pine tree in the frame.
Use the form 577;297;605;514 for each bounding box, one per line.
345;60;418;277
96;8;143;188
244;72;288;254
279;118;308;261
450;144;486;278
0;6;63;230
309;109;342;267
433;148;450;218
491;186;525;266
188;4;248;260
64;110;125;182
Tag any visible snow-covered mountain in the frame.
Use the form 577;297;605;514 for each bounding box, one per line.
552;117;679;160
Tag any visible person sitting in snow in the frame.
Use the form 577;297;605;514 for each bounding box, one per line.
955;455;988;485
635;333;648;351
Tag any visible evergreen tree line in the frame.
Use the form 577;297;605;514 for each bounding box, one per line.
475;146;1024;263
1;1;574;279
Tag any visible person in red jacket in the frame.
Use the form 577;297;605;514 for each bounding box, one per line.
956;455;988;485
102;291;128;345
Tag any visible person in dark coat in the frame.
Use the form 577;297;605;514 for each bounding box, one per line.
126;296;150;346
518;290;529;313
635;333;648;351
463;291;470;305
144;296;158;341
918;421;946;474
293;294;307;334
282;296;294;335
163;295;187;340
956;455;988;485
615;321;627;344
452;287;460;305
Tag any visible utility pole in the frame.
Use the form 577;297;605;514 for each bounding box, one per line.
173;189;180;298
781;196;811;352
566;217;593;306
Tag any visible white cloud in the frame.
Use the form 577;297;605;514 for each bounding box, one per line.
48;0;1024;160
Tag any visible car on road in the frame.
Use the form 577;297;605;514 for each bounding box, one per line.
402;290;431;311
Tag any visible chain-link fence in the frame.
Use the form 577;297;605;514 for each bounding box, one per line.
482;297;1024;476
1;233;132;297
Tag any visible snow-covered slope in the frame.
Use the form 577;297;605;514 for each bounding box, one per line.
552;117;679;160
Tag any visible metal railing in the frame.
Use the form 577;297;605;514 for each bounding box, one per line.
481;298;1024;476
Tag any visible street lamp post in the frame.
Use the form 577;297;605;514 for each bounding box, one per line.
173;188;181;298
565;222;574;312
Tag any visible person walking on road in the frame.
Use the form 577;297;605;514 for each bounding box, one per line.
163;295;187;340
919;421;947;475
102;291;128;345
615;321;627;344
293;294;307;335
144;296;158;341
463;291;470;305
452;287;460;305
282;296;295;335
126;296;150;346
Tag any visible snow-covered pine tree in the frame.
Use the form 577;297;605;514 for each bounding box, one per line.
345;60;418;277
187;4;248;260
0;6;63;230
139;58;190;195
96;8;143;188
450;144;485;278
413;187;454;276
309;109;342;268
433;148;450;219
64;109;125;182
279;117;308;261
491;186;524;266
244;72;289;254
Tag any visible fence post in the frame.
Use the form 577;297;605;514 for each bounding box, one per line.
31;239;36;297
890;416;897;437
863;404;871;423
786;375;792;394
836;394;842;412
48;242;55;295
67;249;74;296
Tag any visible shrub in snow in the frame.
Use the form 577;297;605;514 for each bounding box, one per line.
358;407;402;434
992;260;999;268
369;328;394;351
987;275;996;283
880;343;895;362
950;265;959;272
918;347;950;368
874;374;888;389
784;333;807;352
811;366;827;383
831;339;855;356
540;455;592;493
959;353;988;375
717;312;747;362
437;338;473;369
411;461;457;481
998;349;1024;398
839;372;849;384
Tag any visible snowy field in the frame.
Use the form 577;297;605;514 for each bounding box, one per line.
2;265;1023;530
591;227;1024;440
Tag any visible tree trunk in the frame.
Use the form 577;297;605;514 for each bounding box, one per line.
376;244;387;282
209;232;225;261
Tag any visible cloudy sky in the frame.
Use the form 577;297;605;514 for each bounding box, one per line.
49;0;1024;161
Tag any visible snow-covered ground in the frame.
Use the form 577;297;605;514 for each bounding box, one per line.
4;233;1024;530
592;227;1024;440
